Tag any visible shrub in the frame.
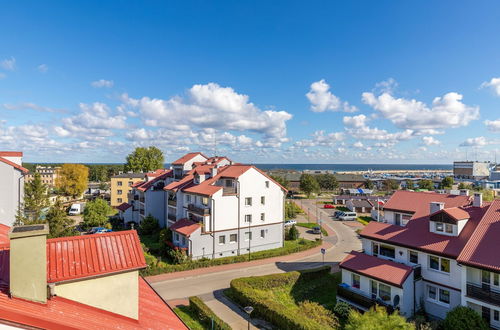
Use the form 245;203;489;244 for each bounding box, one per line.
188;296;231;330
286;225;300;240
346;306;414;330
442;306;488;330
333;301;351;321
297;300;338;328
168;247;188;264
139;214;160;235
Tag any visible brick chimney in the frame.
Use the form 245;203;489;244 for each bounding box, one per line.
9;224;49;303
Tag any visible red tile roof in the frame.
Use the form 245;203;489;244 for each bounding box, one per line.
360;204;488;258
0;224;9;246
164;174;194;192
171;152;208;165
0;277;187;329
169;219;201;237
116;202;132;212
0;152;23;157
0;157;28;174
340;251;413;288
382;191;471;219
135;170;172;192
47;230;146;283
458;199;500;272
432;207;470;222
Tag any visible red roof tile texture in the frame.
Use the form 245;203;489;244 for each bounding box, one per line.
171;152;207;165
134;170;172;192
0;278;187;329
0;152;23;157
383;191;471;219
435;207;471;221
169;219;201;237
340;251;413;288
458;199;500;272
116;202;132;212
47;230;146;283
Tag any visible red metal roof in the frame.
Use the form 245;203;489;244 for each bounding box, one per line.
169;219;201;237
134;170;172;192
0;277;187;329
0;224;10;246
0;157;28;174
360;204;488;258
383;191;471;219
116;202;132;212
0;151;23;157
431;207;470;222
171;152;208;165
458;199;500;272
340;251;413;288
47;230;146;283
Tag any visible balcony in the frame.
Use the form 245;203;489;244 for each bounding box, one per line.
168;214;176;221
187;204;210;216
222;187;237;195
139;197;145;203
168;199;177;207
467;283;500;307
337;285;394;314
139;209;145;215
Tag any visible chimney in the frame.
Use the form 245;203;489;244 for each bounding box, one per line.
459;189;469;196
430;202;444;215
210;167;218;178
9;224;49;303
473;193;482;207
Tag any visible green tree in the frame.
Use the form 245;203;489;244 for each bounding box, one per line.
300;174;320;197
482;189;495;202
441;176;454;189
46;200;78;238
125;146;164;173
418;179;434;190
56;164;89;198
139;214;160;235
383;179;399;191
442;306;488;330
316;173;339;191
457;182;468;190
24;172;50;222
270;175;290;190
82;198;113;229
365;179;374;189
405;179;415;190
285;224;300;240
346;306;414;330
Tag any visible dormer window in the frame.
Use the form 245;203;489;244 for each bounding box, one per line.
429;207;469;237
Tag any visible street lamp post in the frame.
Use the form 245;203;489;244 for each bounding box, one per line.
244;306;254;330
248;219;251;261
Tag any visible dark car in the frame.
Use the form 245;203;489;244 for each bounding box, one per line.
312;226;321;234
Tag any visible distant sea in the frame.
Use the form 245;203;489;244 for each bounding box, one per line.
249;164;453;172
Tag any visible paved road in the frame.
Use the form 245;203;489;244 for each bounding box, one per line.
151;199;362;328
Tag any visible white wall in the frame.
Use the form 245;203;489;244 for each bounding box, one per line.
0;162;23;226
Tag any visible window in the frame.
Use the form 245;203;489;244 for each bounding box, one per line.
428;286;437;300
117;181;123;186
261;196;265;205
245;197;252;206
182;237;186;245
186;195;191;202
219;235;226;245
494;310;499;322
372;242;379;256
409;250;418;264
439;289;450;304
175;233;179;241
260;213;265;221
117;190;122;195
494;273;499;286
128;181;133;187
429;255;450;273
265;181;269;188
445;224;453;234
225;179;232;187
370;280;377;298
379;244;395;259
378;283;391;302
202;197;209;206
117;198;122;203
352;274;360;289
245;231;252;241
435;222;444;232
260;230;265;238
245;214;252;223
230;234;237;243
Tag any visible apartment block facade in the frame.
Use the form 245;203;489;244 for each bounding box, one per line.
110;173;146;206
338;190;500;328
25;165;60;186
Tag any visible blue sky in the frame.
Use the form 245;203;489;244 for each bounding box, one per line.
1;1;500;164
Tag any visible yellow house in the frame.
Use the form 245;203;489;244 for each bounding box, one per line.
110;173;146;206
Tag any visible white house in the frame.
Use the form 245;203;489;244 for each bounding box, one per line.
338;190;500;328
164;154;286;259
0;151;28;226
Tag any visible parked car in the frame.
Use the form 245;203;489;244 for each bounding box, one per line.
88;227;112;234
68;203;82;215
333;211;344;219
323;204;335;209
339;212;357;221
312;226;322;234
284;220;297;227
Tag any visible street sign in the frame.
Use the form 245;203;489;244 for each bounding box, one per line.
320;248;326;254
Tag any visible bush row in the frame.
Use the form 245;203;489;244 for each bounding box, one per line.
141;238;322;276
188;296;232;330
228;267;337;330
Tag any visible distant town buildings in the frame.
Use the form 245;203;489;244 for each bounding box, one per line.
110;172;146;206
25;165;61;187
0;151;28;227
453;161;492;180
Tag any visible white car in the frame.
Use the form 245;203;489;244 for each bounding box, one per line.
68;203;82;215
339;212;357;221
284;220;297;227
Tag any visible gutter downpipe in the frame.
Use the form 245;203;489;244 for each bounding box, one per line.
237;180;241;255
211;198;215;259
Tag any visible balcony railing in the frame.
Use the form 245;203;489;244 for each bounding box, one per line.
187;204;210;216
222;187;237;195
168;199;177;206
337;285;394;314
467;283;500;307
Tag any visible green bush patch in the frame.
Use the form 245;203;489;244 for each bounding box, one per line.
173;306;205;330
188;296;231;330
297;222;329;236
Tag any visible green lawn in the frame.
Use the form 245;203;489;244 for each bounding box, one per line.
296;222;329;236
335;206;350;211
173;306;205;330
356;216;373;226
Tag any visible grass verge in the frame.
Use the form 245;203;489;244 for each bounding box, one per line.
296;222;329;236
173;306;205;330
356;216;373;226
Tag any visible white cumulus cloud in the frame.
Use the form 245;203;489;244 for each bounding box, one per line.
91;79;114;88
422;136;441;146
459;136;489;147
485;119;500;132
306;79;357;113
480;77;500;96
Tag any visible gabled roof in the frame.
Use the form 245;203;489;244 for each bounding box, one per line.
0;152;22;157
382;191;471;219
340;251;413;288
47;230;146;283
116;202;132;212
171;152;208;165
134;170;172;192
430;207;470;222
350;199;374;208
164;174;194;192
0;157;28;174
169;219;201;237
458;199;500;272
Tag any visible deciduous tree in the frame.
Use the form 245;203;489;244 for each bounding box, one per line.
300;174;320;197
442;306;488;330
46;200;78;238
82;198;113;229
125;146;164;173
24;172;50;222
418;179;434;190
441;176;454;189
382;179;399;191
316;173;339;191
56;164;89;198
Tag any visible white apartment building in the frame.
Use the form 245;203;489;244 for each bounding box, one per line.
164;153;286;259
338;190;500;328
0;151;28;227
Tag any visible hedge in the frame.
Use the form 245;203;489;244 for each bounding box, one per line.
228;267;338;330
142;238;322;276
188;296;232;330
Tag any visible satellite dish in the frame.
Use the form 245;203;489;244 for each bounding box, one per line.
393;295;400;307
